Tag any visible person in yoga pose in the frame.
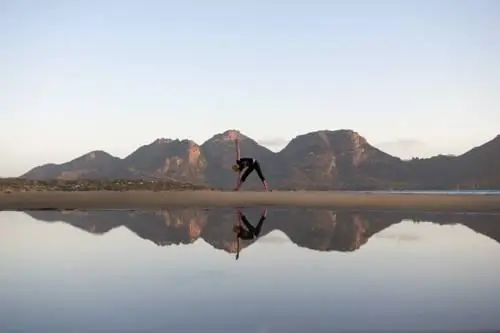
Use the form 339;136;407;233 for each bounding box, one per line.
233;207;267;260
231;138;270;191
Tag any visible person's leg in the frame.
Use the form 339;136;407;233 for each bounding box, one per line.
240;214;257;233
253;215;266;237
241;214;266;238
253;161;270;191
234;165;254;191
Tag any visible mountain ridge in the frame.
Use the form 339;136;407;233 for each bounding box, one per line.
21;129;500;190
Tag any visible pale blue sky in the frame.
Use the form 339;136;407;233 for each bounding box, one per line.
1;0;499;176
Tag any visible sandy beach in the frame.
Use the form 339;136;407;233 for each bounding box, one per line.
1;190;500;212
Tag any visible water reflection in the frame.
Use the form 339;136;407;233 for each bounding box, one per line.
233;207;267;260
1;208;500;332
21;207;500;256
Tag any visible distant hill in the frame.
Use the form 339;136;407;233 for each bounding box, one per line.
21;129;500;190
23;150;121;180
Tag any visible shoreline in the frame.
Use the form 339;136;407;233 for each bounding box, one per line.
1;190;500;212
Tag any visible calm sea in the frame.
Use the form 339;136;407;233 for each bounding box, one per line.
1;207;499;333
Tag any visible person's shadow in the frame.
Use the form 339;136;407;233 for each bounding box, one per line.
232;207;267;260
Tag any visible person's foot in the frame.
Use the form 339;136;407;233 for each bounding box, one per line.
263;180;270;191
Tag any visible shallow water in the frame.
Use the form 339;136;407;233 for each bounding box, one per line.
1;207;500;332
363;190;500;196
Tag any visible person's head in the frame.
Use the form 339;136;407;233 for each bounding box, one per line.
232;164;239;172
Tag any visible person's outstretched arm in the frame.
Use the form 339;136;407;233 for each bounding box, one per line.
235;138;241;187
236;236;240;260
235;209;242;260
235;138;241;161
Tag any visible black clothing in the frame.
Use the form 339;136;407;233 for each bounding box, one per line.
236;157;266;182
237;214;266;240
236;157;255;170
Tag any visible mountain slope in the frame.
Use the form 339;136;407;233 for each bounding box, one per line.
277;129;406;189
121;138;207;184
20;130;500;190
404;134;500;189
453;135;500;187
22;150;121;180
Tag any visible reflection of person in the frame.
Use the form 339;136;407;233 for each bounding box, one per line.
231;138;270;191
233;207;267;260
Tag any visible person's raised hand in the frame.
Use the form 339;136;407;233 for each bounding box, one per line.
227;131;238;141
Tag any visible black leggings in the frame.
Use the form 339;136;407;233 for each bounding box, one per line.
241;160;266;182
241;214;265;238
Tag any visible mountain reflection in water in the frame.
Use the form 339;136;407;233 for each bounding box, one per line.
2;207;500;332
24;207;500;257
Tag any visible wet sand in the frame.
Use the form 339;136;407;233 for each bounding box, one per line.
1;190;500;212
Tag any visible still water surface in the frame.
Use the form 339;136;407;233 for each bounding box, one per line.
1;207;500;332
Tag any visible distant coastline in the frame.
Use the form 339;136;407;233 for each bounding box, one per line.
357;190;500;196
0;178;213;192
2;178;500;194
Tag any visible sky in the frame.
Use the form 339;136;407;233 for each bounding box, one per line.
1;0;499;176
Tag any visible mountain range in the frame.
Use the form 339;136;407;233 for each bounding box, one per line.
21;129;500;190
26;208;500;256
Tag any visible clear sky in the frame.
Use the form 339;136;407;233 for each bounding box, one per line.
1;0;499;176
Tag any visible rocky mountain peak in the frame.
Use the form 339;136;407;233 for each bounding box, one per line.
82;150;113;160
152;138;173;145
